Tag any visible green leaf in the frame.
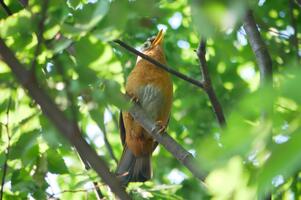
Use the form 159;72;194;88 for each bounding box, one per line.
11;169;37;194
9;130;39;160
50;37;73;54
40;116;69;148
33;153;48;187
89;107;105;130
46;149;69;174
258;128;301;195
74;35;104;67
63;0;110;33
22;144;40;166
102;80;129;109
0;10;33;37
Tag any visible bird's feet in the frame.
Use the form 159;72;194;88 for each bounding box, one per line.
152;120;166;134
130;96;139;104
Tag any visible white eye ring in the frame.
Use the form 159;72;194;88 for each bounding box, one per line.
142;41;152;50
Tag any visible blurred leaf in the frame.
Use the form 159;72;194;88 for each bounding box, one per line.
33;153;48;187
62;0;109;34
47;149;69;174
9;130;39;161
40;116;69;148
0;10;33;37
74;35;104;67
258;127;301;195
11;169;36;194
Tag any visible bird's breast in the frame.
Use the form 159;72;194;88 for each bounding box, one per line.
137;84;164;120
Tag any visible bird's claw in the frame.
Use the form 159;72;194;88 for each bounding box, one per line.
151;120;166;133
130;96;139;103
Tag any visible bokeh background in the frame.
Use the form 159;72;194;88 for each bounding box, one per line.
0;0;301;199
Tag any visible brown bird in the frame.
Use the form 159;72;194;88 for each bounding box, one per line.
116;30;173;185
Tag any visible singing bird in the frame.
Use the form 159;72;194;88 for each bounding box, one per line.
116;30;173;185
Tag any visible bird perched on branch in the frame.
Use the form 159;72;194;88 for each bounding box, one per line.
116;30;173;185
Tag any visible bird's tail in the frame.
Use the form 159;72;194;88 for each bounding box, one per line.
116;146;151;185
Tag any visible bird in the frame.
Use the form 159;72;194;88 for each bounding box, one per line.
116;29;173;185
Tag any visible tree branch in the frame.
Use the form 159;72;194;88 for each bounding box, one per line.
244;9;273;200
128;100;207;188
113;39;226;127
196;39;226;126
102;124;118;164
0;97;12;200
113;39;204;89
243;10;273;85
0;38;131;200
0;0;12;16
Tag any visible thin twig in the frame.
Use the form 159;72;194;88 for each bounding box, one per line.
0;97;12;200
0;0;12;16
102;124;118;164
113;40;204;89
0;39;131;200
196;39;226;126
31;0;49;72
92;182;104;200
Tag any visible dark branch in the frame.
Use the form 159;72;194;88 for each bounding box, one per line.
0;0;12;16
31;0;49;72
92;182;104;200
113;39;204;89
102;124;118;164
244;9;273;199
0;97;12;200
243;10;273;85
196;39;226;126
0;38;131;200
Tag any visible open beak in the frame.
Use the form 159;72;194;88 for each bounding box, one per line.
151;29;164;47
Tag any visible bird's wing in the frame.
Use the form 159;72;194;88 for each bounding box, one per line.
119;111;126;146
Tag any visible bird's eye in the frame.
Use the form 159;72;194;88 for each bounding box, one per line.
142;40;152;50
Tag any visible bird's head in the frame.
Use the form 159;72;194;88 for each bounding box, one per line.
141;29;164;52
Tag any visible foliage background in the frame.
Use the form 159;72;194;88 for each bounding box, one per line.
0;0;301;199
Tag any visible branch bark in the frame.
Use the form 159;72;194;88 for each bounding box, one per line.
0;0;12;16
243;9;273;200
0;98;12;200
114;39;226;127
243;10;273;85
196;39;226;126
128;100;207;187
0;38;131;200
113;39;204;89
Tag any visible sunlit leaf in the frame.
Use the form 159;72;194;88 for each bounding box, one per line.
47;149;69;174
